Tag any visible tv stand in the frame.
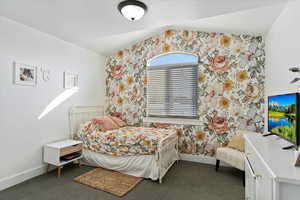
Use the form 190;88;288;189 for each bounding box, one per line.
244;133;300;200
262;133;273;137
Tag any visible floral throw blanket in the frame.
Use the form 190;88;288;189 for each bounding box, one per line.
75;121;176;156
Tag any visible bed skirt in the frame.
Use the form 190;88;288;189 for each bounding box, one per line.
81;149;159;180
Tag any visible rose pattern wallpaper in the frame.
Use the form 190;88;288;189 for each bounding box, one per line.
105;29;265;156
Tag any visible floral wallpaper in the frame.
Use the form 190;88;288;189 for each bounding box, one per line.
105;29;265;156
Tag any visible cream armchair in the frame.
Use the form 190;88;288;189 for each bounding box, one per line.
215;133;246;186
215;147;245;171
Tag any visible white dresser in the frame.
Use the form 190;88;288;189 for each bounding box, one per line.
244;133;300;200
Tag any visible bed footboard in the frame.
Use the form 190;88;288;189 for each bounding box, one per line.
156;133;179;183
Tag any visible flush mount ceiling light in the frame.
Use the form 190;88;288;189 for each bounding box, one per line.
118;0;147;21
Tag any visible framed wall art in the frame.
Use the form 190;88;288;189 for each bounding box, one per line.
14;62;37;86
63;71;78;89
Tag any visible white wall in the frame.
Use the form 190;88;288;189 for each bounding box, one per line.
0;17;106;190
266;0;300;96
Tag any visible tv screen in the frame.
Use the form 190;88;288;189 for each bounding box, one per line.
268;93;299;145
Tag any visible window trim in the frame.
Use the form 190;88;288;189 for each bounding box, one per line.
147;51;199;66
146;55;199;119
143;117;201;126
147;62;199;70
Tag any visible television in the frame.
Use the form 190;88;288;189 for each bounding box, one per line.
268;93;300;148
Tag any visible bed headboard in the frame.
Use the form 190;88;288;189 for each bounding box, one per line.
69;105;104;138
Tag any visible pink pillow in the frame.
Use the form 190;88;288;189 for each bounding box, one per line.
153;123;170;129
92;116;119;131
108;115;127;127
111;112;122;118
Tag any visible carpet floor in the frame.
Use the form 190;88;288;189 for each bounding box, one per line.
0;161;244;200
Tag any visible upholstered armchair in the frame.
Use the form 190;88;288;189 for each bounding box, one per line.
215;132;246;186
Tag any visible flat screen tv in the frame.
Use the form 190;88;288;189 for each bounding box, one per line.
268;93;300;147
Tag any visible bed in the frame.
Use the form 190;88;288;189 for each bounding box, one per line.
69;106;179;183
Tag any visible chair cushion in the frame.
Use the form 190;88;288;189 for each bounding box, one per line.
216;147;245;171
227;134;245;152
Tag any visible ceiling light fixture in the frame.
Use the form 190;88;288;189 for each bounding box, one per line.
118;0;147;22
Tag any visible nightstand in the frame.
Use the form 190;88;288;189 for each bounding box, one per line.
43;139;83;177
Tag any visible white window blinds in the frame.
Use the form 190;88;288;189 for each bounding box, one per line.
147;64;198;119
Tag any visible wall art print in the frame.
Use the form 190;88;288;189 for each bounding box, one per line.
105;29;265;156
14;62;37;86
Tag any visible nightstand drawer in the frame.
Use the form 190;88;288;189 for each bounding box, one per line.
60;143;82;156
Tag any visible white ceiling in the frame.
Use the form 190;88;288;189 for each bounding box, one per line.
0;0;288;55
96;3;286;55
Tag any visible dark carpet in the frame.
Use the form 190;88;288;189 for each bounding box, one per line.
0;161;244;200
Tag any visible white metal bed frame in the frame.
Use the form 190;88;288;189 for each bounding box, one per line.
69;105;179;183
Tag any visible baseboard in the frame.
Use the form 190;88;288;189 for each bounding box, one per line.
0;154;229;191
179;153;229;166
0;165;47;191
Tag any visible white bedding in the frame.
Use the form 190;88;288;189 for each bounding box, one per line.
81;149;159;180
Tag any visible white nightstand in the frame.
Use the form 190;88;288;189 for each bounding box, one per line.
43;139;83;177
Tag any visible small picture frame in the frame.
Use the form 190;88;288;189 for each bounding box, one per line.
14;62;37;86
63;71;78;89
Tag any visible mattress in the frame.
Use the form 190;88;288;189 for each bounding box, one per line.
75;121;176;156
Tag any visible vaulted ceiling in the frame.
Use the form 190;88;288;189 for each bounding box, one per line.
0;0;288;55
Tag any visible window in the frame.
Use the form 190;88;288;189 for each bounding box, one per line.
147;53;198;119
